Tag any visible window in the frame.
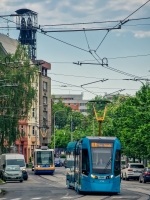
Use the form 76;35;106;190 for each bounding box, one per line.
43;82;47;91
68;103;70;105
130;164;144;168
21;125;24;133
74;103;76;106
80;103;85;106
82;149;90;176
42;68;47;76
114;150;121;176
43;96;47;104
91;146;112;174
32;108;35;117
32;126;35;135
6;159;25;167
43;111;47;119
37;151;53;165
80;109;87;112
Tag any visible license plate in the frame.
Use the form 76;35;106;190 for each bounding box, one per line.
98;176;105;179
134;171;140;173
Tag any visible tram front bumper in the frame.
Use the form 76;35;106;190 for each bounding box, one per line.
34;167;55;174
81;179;120;193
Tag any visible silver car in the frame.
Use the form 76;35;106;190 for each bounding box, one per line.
2;165;23;182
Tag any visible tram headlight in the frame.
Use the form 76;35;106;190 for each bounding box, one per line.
91;174;98;179
37;165;40;167
106;175;114;179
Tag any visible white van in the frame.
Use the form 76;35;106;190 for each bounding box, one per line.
0;153;28;180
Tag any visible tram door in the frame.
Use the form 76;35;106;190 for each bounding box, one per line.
78;149;82;188
78;149;90;189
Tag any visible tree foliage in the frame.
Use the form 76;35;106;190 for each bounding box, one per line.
0;45;38;153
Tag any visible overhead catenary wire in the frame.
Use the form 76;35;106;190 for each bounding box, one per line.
40;16;150;27
46;53;150;64
38;30;89;53
0;4;149;84
95;0;150;51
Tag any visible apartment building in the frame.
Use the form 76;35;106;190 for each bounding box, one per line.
0;33;52;162
53;93;89;115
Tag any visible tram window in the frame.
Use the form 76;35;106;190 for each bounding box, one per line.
82;149;90;175
91;147;112;174
114;150;121;176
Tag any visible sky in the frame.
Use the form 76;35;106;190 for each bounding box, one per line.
0;0;150;100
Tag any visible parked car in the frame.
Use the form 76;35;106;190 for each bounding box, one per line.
139;167;150;183
55;158;62;167
63;159;67;168
1;165;23;182
0;153;28;180
121;163;144;180
60;158;65;166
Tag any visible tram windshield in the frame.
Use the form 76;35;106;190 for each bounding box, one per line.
37;151;53;165
91;147;112;174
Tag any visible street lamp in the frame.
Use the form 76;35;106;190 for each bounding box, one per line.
54;110;65;153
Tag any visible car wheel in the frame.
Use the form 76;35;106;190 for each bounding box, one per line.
139;177;142;183
20;180;23;182
122;173;125;180
143;178;146;183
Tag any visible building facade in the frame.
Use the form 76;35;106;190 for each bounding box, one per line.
53;93;89;115
0;33;52;163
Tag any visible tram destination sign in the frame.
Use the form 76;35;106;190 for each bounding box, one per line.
91;143;113;148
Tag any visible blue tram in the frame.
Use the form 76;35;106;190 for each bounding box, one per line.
66;136;121;194
34;146;55;175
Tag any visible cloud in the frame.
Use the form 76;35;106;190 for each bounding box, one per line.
0;0;150;32
133;31;150;38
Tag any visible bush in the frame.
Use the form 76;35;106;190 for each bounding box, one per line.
60;154;66;158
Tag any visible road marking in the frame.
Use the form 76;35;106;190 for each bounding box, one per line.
11;199;22;200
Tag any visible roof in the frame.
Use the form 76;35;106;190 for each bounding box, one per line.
66;141;77;152
2;153;24;159
86;136;116;140
0;33;18;54
15;8;37;15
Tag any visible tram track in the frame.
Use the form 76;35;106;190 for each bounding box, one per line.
29;171;150;199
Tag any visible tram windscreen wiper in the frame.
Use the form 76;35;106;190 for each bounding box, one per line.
100;157;112;174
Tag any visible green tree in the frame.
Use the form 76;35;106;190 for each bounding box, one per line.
0;45;38;153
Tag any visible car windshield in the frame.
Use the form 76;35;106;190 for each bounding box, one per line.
37;151;53;165
7;159;25;167
55;158;60;162
91;147;112;174
5;165;20;171
130;165;144;168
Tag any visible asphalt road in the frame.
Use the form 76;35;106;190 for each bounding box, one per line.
0;167;150;200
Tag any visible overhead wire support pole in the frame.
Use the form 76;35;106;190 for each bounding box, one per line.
88;100;111;136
